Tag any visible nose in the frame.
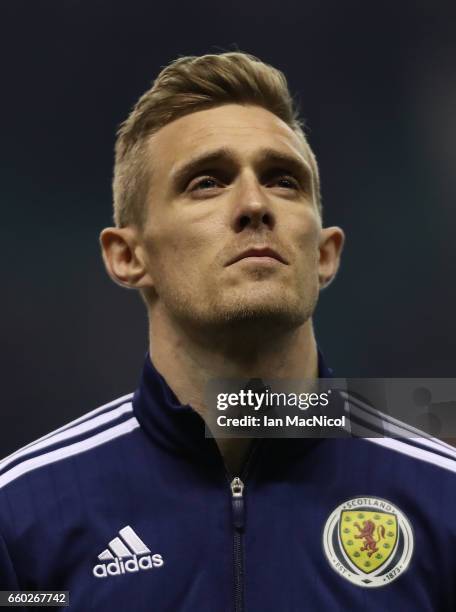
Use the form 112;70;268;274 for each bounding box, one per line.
231;172;275;232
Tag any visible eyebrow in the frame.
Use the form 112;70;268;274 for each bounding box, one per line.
170;146;313;191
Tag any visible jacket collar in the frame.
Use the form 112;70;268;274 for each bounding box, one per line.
133;349;334;463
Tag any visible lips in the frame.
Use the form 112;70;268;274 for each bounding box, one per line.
226;247;288;266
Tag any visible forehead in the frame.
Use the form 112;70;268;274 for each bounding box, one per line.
146;104;312;174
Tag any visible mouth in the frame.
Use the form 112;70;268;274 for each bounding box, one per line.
225;247;289;267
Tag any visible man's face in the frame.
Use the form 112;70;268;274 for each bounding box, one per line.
138;104;327;332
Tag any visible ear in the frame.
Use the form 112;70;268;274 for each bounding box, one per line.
99;226;153;290
318;226;345;289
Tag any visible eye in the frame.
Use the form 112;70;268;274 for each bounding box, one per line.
188;176;223;192
266;173;301;190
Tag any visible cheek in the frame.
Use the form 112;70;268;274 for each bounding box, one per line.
293;221;320;267
290;233;321;293
144;223;216;280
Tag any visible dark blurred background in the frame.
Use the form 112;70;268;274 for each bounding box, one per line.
2;0;455;456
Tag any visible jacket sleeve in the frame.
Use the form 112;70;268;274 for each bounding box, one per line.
0;530;20;589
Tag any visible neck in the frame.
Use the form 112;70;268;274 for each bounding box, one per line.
148;305;319;474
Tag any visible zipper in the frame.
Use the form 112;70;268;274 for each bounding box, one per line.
231;476;245;612
228;440;261;612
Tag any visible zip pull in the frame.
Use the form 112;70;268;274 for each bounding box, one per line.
231;477;245;531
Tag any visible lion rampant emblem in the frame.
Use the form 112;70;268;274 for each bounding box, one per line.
354;519;386;557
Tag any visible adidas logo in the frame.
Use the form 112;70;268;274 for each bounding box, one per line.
93;525;164;579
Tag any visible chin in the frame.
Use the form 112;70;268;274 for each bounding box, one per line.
162;285;318;335
208;296;313;331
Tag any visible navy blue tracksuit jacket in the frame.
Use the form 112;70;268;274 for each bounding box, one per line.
1;354;456;611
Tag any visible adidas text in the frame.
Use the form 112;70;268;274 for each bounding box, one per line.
93;554;164;578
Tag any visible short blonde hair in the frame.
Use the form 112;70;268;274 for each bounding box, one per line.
113;52;321;227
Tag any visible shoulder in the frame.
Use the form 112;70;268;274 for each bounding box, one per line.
341;389;456;477
0;392;139;493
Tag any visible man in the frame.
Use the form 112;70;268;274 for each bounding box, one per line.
1;52;456;611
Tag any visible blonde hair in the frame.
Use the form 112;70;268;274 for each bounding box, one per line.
113;52;321;227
